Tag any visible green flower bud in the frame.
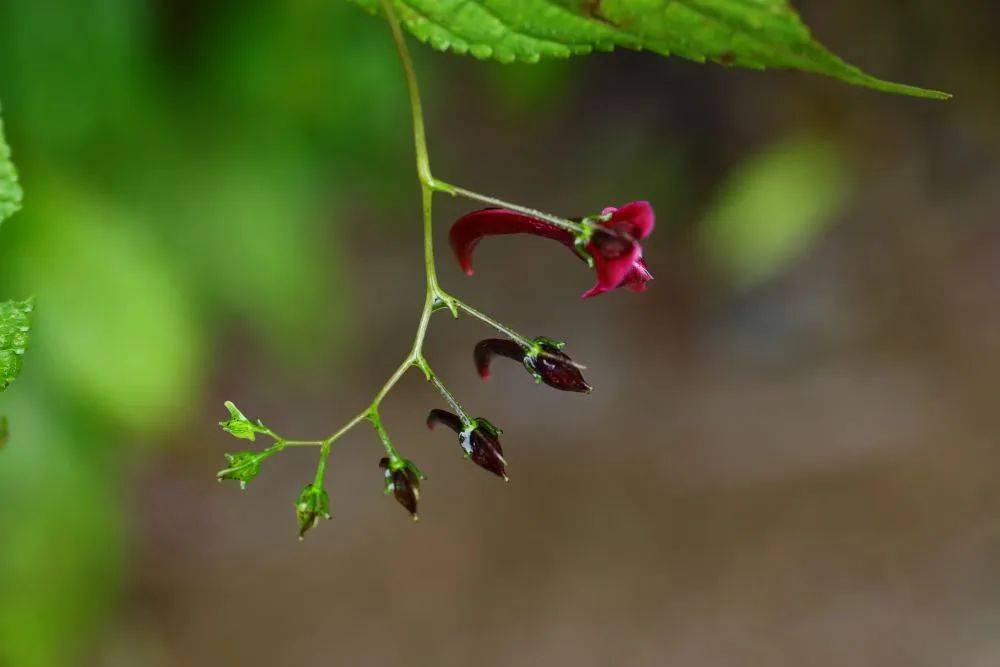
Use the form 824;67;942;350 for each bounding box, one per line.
219;400;267;441
296;483;331;539
216;451;263;489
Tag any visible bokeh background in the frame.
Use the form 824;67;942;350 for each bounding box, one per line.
1;1;998;665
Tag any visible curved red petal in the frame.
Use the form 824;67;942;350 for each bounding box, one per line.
474;338;526;380
583;232;641;296
449;208;575;276
580;282;609;299
426;409;462;433
621;257;653;290
607;201;655;240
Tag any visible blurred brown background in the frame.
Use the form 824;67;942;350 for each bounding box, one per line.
1;1;999;665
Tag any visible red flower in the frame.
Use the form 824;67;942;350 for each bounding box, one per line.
449;201;654;298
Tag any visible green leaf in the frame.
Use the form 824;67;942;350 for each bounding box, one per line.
351;0;949;99
0;102;23;226
0;298;34;392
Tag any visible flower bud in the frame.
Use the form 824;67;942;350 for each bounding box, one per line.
218;401;267;441
295;483;331;539
473;337;592;393
379;457;424;519
427;409;508;480
474;339;524;380
216;451;265;489
526;339;592;394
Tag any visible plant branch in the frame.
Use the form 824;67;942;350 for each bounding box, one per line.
313;440;332;487
434;181;586;235
416;356;470;423
224;1;576;482
446;295;533;348
382;0;433;189
368;409;402;461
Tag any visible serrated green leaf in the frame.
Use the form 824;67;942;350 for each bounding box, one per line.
350;0;948;99
0;298;34;392
0;102;23;226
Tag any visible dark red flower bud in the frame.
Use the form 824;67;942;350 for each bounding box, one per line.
449;201;654;298
427;409;508;480
527;339;592;393
379;457;424;519
474;337;592;393
474;338;525;380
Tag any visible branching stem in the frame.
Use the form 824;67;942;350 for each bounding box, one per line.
416;355;471;423
257;0;577;463
434;181;586;235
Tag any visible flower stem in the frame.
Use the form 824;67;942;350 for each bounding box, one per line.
325;410;369;446
251;2;554;461
415;356;471;423
382;0;433;190
434;181;586;235
368;409;402;462
259;425;323;448
447;296;533;348
313;440;331;488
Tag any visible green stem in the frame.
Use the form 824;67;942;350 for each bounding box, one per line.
325;410;369;445
254;1;551;459
368;409;402;462
308;0;441;455
313;440;331;488
416;356;471;423
434;182;586;235
382;0;433;189
448;296;533;348
261;442;286;458
258;424;323;448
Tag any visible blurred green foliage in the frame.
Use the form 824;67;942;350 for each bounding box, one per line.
0;1;408;664
701;135;852;289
